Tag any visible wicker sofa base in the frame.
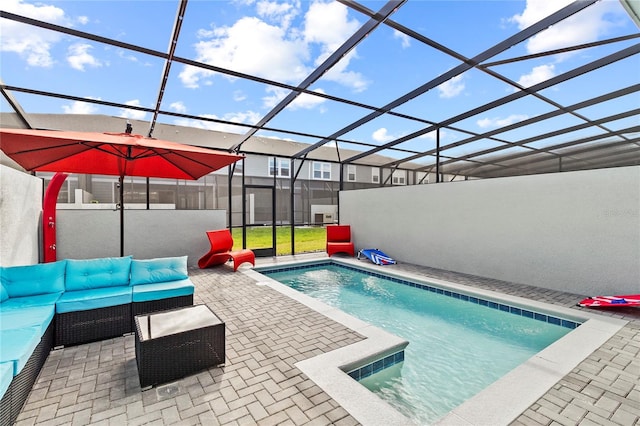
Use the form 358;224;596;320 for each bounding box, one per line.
0;381;11;426
55;304;131;347
131;295;194;329
4;323;54;426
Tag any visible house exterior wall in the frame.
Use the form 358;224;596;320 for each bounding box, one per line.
0;165;42;266
243;155;390;185
38;151;417;228
243;156;271;177
340;165;640;296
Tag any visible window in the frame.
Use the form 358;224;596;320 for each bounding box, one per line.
269;157;290;177
312;162;331;180
392;170;406;185
372;168;380;184
347;165;356;182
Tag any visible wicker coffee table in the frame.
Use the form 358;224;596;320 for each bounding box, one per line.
134;304;225;389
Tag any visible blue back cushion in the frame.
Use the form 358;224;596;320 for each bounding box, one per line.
65;256;132;291
0;284;8;303
0;260;66;298
130;256;188;285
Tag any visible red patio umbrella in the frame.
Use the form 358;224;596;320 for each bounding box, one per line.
0;128;243;257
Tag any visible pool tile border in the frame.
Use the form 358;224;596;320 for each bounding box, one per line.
258;261;581;330
346;350;405;381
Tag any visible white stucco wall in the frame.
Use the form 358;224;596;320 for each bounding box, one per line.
340;166;640;296
0;165;42;266
56;209;227;266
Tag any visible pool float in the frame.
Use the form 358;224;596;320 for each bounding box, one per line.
577;294;640;308
357;248;396;265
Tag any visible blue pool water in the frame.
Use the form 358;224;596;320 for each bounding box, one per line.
262;262;575;424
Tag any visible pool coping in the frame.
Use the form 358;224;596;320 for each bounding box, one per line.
244;266;413;426
244;257;628;426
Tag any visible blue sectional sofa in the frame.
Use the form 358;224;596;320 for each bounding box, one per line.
0;255;194;425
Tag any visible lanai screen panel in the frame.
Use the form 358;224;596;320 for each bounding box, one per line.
0;0;638;175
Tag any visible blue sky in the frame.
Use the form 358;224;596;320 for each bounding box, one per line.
1;0;638;163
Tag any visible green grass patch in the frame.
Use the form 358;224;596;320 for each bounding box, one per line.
232;226;326;255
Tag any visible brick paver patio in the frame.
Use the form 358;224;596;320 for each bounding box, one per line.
12;255;640;425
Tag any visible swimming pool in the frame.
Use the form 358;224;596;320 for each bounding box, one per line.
259;261;578;424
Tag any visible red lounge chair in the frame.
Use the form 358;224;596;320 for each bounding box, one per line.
326;224;355;257
198;229;255;272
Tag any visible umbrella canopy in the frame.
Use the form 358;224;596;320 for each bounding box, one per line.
0;128;242;179
0;128;244;258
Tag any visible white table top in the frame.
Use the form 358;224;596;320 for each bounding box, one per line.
136;305;223;341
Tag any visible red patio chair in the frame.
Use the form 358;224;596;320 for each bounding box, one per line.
326;224;355;257
198;229;255;272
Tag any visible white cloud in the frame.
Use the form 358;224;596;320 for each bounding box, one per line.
393;30;410;49
304;1;358;48
178;16;309;88
67;43;103;71
262;86;288;109
437;74;465;98
510;0;625;56
120;100;147;120
61;99;100;114
418;129;447;141
517;64;555;88
319;50;369;93
220;109;262;126
289;88;327;110
256;0;293;18
509;0;573;30
180;0;368;94
77;16;89;25
372;128;398;143
179;65;209;89
477;114;529;129
304;1;367;91
508;1;627;99
233;90;247;102
256;0;299;29
117;49;140;63
0;0;68;67
262;85;326;111
170;101;187;114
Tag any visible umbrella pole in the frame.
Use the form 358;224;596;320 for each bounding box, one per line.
119;175;124;257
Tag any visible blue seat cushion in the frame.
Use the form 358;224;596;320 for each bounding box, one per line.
0;305;55;336
0;260;66;297
0;327;40;375
132;279;194;302
65;256;132;291
56;286;132;313
0;361;12;399
0;293;61;310
130;256;188;286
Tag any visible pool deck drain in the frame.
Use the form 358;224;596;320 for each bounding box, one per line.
14;253;640;425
